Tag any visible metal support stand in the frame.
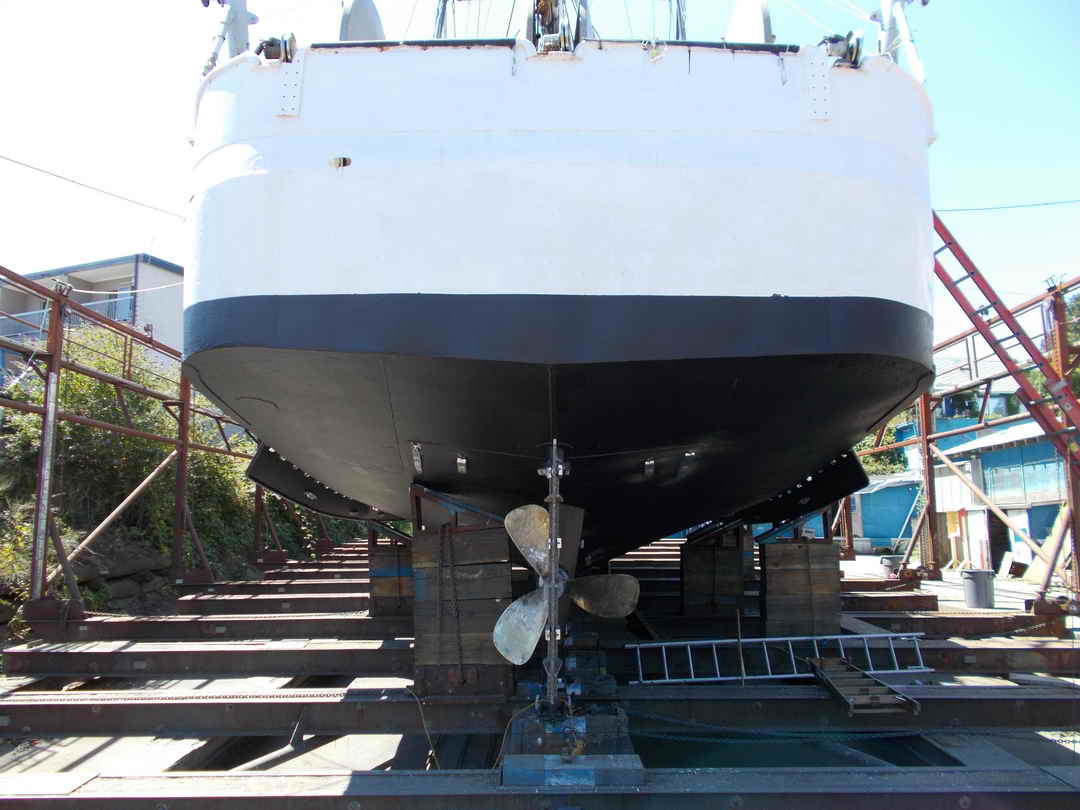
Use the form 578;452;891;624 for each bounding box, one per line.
915;393;941;578
254;484;266;556
184;504;215;579
172;376;192;573
837;497;855;560
314;514;334;557
1036;506;1071;600
47;517;84;615
935;214;1080;591
29;296;66;600
45;450;177;589
264;501;285;552
1051;287;1080;594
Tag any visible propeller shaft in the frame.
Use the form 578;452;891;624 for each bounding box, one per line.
542;440;566;708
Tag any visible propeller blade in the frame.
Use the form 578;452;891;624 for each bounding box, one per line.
504;504;551;576
492;587;548;665
565;574;640;619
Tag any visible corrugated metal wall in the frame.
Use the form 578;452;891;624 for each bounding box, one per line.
981;441;1064;506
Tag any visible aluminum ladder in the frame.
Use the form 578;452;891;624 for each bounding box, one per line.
809;656;921;716
626;632;931;685
934;212;1080;469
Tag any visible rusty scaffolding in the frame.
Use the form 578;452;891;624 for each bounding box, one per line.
0;262;255;617
857;216;1080;600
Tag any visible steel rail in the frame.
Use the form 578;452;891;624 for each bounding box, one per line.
0;685;1076;738
3;767;1077;807
857;412;1034;456
0;396;252;459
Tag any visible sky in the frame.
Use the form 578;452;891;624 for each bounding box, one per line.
0;0;1077;344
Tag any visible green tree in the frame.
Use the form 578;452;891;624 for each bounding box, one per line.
0;325;266;592
854;411;912;476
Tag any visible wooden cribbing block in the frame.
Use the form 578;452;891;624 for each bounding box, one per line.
413;562;511;601
412;526;510;568
411;524;513;696
761;542;841;637
369;545;413;617
414;599;509;666
681;525;748;616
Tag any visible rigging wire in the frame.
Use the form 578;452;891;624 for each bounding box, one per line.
938;198;1080;213
623;0;634;38
404;0;422;39
505;0;519;36
777;0;831;35
482;0;498;36
823;0;873;22
568;0;580;31
0;154;184;219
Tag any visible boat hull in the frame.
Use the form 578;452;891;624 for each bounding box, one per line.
185;39;936;560
185;291;931;562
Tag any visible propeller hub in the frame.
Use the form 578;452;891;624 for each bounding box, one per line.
548;567;569;598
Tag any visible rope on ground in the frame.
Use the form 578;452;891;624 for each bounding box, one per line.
492;699;538;769
405;687;442;770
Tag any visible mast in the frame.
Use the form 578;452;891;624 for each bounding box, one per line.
435;0;450;39
201;0;258;76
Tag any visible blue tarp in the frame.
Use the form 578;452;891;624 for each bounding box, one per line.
860;484;919;539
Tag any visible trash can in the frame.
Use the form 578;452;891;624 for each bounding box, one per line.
961;569;995;609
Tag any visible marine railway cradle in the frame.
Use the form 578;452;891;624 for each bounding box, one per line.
1;5;1079;792
2;509;1079;806
1;217;1080;803
0;203;1077;804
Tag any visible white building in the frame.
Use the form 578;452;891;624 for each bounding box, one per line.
0;255;184;378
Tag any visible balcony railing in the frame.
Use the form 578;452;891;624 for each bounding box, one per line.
0;295;134;340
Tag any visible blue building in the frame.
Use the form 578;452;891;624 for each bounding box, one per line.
937;420;1065;571
849;472;923;552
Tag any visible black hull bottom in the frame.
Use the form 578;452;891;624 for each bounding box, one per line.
184;293;932;563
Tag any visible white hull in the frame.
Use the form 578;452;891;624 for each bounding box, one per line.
187;39;935;316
